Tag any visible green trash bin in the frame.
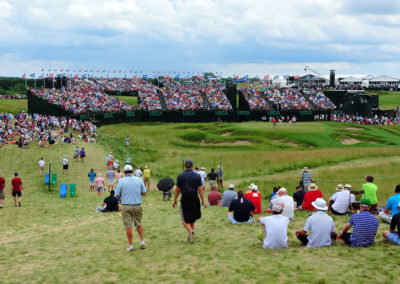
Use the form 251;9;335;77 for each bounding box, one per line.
51;173;57;185
69;184;76;197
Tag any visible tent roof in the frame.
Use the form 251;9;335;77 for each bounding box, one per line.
340;76;363;83
299;74;326;81
369;75;400;82
362;74;375;80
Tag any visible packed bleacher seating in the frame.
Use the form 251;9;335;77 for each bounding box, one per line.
303;89;336;110
0;112;96;148
240;87;272;110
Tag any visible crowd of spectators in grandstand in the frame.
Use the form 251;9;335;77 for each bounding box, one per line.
0;112;96;148
240;87;272;110
323;113;400;125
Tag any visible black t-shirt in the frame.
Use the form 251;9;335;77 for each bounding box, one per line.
176;170;202;195
104;196;119;212
229;198;255;222
293;190;306;206
390;212;400;236
207;172;218;181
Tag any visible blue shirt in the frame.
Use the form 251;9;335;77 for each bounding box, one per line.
349;211;378;247
385;193;400;216
304;211;335;248
88;172;96;182
301;172;312;185
115;174;146;205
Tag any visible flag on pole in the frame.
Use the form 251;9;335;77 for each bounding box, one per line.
22;73;26;78
294;75;300;80
74;74;79;79
264;75;269;80
30;73;36;78
41;69;44;72
274;75;279;80
49;73;54;79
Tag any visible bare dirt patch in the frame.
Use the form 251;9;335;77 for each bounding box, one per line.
221;131;233;136
201;139;252;146
340;138;361;145
347;127;363;130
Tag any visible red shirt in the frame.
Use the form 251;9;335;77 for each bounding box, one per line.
244;191;262;214
0;177;5;190
302;190;323;210
11;177;23;192
208;190;222;206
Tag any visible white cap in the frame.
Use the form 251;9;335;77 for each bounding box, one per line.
252;185;258;191
229;184;234;189
124;164;133;172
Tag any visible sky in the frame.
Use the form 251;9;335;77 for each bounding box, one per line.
1;0;400;78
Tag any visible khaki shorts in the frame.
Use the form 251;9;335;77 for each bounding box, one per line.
143;177;150;183
121;205;142;228
209;180;216;187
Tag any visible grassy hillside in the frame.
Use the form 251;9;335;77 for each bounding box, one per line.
0;99;27;114
366;90;400;110
1;122;400;283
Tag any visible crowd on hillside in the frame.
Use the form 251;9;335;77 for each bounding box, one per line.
0;112;96;147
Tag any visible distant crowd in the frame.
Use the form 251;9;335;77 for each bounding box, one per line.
0;112;96;148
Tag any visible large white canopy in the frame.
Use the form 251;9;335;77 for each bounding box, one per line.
369;75;399;83
340;76;363;83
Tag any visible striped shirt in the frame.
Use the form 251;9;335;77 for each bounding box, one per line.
301;172;312;185
349;211;378;247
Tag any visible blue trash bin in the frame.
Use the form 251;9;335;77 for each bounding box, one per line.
45;174;50;185
60;184;67;198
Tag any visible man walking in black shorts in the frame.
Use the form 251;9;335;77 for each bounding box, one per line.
173;158;207;243
11;172;24;207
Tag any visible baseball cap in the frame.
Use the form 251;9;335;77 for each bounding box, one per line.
124;164;133;172
344;184;352;189
252;185;258;191
229;184;234;189
360;198;371;206
184;158;193;168
14;172;18;176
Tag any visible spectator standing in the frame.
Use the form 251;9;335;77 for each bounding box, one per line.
106;169;115;191
221;184;237;207
115;164;147;251
199;167;207;191
80;147;85;162
62;156;69;175
74;146;79;161
337;198;379;247
95;173;105;197
227;190;255;224
115;169;123;183
362;175;378;214
296;198;337;247
134;166;143;178
172;158;206;243
0;172;5;208
125;136;129;147
258;204;289;249
207;168;218;190
216;165;224;189
38;157;45;176
143;166;150;190
300;167;313;191
379;184;400;223
11;172;24;207
382;201;400;246
302;183;323;211
88;169;96;191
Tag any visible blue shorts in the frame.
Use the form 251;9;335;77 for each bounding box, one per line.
386;233;400;245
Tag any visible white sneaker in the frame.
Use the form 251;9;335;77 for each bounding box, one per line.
140;241;147;249
126;245;134;251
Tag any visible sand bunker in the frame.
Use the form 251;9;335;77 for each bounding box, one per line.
201;139;252;146
340;138;361;145
271;139;299;147
347;127;363;130
221;131;233;136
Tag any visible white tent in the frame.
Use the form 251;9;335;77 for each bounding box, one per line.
339;76;363;84
369;75;399;85
362;74;375;80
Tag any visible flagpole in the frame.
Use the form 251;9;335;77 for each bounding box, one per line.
34;78;36;89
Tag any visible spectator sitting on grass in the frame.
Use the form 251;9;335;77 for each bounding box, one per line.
258;204;289;249
221;184;237;207
96;190;120;213
382;201;400;246
208;186;222;206
293;185;305;209
337;198;379;247
302;183;323;211
379;184;400;224
295;198;337;248
227;190;255;224
328;184;355;215
271;187;294;220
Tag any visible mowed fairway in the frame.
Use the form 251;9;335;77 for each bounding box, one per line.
1;121;400;283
